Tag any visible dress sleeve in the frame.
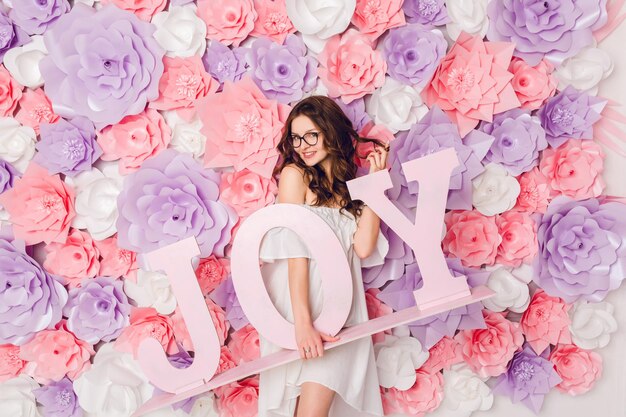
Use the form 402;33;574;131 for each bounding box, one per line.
360;229;389;268
259;227;312;263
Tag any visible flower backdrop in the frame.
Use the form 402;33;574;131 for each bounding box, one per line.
0;0;625;417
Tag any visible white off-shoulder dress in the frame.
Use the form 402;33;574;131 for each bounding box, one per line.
257;204;389;417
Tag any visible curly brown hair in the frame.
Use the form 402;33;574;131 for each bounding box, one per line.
274;96;385;217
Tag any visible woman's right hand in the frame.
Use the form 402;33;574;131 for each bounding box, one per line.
295;321;340;360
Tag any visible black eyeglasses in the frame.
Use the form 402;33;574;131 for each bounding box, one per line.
290;132;319;148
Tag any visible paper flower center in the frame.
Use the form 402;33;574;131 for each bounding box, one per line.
501;137;513;147
118;249;133;263
513;361;535;382
199;262;221;281
176;74;200;98
30;104;53;122
534;307;548;321
149;324;166;339
405;49;417;62
216;60;233;77
418;0;438;17
264;12;290;33
55;389;72;407
62;138;86;161
40;195;63;213
235;113;261;142
447;67;475;94
550;106;574;127
37;0;48;5
363;0;385;20
97;299;111;312
277;64;289;76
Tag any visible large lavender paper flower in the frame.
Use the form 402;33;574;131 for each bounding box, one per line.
334;97;371;132
402;0;449;26
202;41;248;89
9;0;70;35
117;149;238;258
534;197;626;303
39;4;164;128
538;85;607;148
34;377;82;417
0;238;67;345
378;258;488;348
363;223;414;290
383;25;447;87
0;8;29;60
480;109;548;176
210;276;249;331
486;0;607;65
247;35;317;104
387;106;494;210
62;277;131;344
0;160;20;194
34;117;102;177
493;345;561;413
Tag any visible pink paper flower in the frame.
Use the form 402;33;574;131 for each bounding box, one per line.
0;163;75;245
443;209;501;268
220;169;278;218
15;88;59;134
150;56;217;112
43;229;101;288
227;324;260;364
550;344;602;395
206;298;230;346
521;290;571;354
170;307;193;352
381;370;444;416
455;311;524;378
422;32;520;137
195;255;230;295
514;167;551;213
115;307;177;357
197;0;257;47
539;139;605;200
197;77;290;179
0;65;22;117
421;336;461;373
96;236;138;282
509;58;557;110
215;376;259;417
351;0;406;41
317;29;387;104
0;344;26;382
365;288;392;344
495;211;538;267
217;345;237;374
19;321;94;384
101;0;167;21
250;0;295;44
97;109;171;174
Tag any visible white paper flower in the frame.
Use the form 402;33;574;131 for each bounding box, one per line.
482;267;530;313
152;6;207;58
374;335;429;390
3;36;48;89
189;394;219;417
366;77;428;134
555;46;613;95
569;300;618;350
143;406;188;417
68;162;123;240
0;117;36;172
286;0;356;53
74;343;153;417
471;163;520;216
440;364;493;416
163;110;206;159
124;268;177;315
445;0;490;41
0;375;40;417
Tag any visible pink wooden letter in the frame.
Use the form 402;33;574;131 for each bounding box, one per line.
347;148;470;308
138;237;221;393
230;204;353;350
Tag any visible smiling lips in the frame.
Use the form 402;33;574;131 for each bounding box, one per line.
302;151;316;159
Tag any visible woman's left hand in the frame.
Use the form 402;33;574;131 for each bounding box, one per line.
367;144;389;174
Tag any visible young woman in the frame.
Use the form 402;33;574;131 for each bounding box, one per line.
258;96;389;417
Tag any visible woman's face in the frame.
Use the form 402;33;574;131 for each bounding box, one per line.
290;115;330;168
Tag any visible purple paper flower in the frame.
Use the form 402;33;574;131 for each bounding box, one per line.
34;377;82;417
402;0;449;26
334;97;371;132
39;4;164;128
480;109;548;176
34;117;102;177
0;237;67;345
117;149;238;258
378;258;488;348
0;8;30;60
387;106;493;210
538;85;607;148
487;0;608;65
383;25;447;87
202;41;248;89
534;197;626;303
62;277;130;344
493;345;561;413
9;0;70;35
247;34;317;104
363;223;414;290
210;276;249;331
0;160;20;194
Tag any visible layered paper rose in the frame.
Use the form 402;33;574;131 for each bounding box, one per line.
509;58;557;110
421;336;462;373
9;0;70;35
100;0;167;21
351;0;405;41
482;267;531;313
317;29;386;104
152;5;207;58
39;4;164;128
422;32;520;137
403;0;449;26
374;335;429;390
196;255;230;295
96;236;138;280
486;0;607;65
0;117;36;173
219;169;278;218
197;0;256;47
228;324;260;364
438;364;494;415
363;224;414;290
443;209;501;268
521;290;571;354
124;269;177;315
15;88;59;134
381;370;444;416
568;301;617;350
471;163;521;216
534;197;626;302
211;277;249;331
446;0;489;40
202;41;248;88
0;375;40;417
366;77;428;133
495;211;537;266
115;307;177;357
0;344;26;382
555;47;614;94
250;0;296;44
514;167;551;213
0;65;22;117
197;77;290;179
550;344;603;395
0;9;29;61
2;35;47;89
0;160;20;200
34;377;82;417
164;110;207;159
215;376;259;417
43;229;101;288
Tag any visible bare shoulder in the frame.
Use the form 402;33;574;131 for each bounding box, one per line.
278;164;307;204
